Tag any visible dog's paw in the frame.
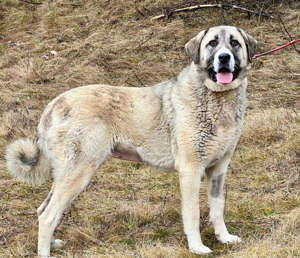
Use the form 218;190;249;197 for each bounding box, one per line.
189;244;212;254
218;234;241;244
51;239;65;249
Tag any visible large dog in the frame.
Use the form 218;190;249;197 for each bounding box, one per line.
6;26;257;256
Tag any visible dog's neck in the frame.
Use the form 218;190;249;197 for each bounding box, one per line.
152;62;248;127
175;63;248;122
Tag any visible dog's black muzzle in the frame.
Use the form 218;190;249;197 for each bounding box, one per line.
206;54;241;83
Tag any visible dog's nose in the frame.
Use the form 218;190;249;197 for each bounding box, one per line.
219;53;231;64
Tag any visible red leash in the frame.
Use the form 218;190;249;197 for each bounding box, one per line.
253;38;300;59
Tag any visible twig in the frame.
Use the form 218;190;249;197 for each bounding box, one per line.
135;6;145;17
19;0;43;5
217;0;228;24
60;3;82;7
134;72;146;87
151;4;274;20
257;2;266;23
152;191;168;221
164;37;176;51
125;78;138;87
161;191;168;213
24;105;30;115
0;232;14;244
136;32;154;48
72;228;103;245
277;14;300;58
17;211;36;216
292;109;299;119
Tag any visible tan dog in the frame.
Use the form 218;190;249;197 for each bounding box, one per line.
6;25;257;256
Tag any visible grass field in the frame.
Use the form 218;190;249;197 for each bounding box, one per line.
0;0;299;257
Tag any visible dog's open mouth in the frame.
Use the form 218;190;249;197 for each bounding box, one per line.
207;66;240;85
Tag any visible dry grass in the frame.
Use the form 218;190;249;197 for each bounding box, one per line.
0;0;299;257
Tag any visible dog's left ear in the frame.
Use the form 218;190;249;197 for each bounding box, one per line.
238;28;258;63
185;29;208;64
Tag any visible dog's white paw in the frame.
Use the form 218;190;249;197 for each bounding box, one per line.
218;233;241;244
51;239;65;249
189;244;212;254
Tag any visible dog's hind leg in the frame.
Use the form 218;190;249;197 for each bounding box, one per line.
205;153;241;244
37;185;54;217
37;160;101;257
38;186;63;251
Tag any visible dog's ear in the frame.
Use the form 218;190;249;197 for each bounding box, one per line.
185;29;208;64
238;28;258;63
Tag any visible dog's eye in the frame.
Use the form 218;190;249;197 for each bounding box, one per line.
208;40;218;47
231;40;240;47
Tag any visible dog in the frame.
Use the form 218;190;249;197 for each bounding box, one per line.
6;25;257;256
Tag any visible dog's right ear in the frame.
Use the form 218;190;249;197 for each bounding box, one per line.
185;29;208;64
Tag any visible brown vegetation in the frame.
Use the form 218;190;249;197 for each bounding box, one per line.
0;0;299;257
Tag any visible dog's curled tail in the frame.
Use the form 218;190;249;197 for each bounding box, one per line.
5;138;50;185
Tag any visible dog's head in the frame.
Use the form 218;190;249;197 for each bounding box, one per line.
185;26;257;91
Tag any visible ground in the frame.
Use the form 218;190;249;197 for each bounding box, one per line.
0;0;299;257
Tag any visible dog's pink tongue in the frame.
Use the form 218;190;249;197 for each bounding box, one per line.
216;72;233;84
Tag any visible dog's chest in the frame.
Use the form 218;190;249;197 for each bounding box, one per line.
191;90;245;161
213;110;242;151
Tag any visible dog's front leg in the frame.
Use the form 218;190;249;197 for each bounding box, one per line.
177;162;212;254
206;153;241;244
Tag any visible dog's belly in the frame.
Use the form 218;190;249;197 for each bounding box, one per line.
111;144;142;162
111;150;142;162
112;138;175;169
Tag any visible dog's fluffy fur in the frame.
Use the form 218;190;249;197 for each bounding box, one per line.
6;25;257;256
